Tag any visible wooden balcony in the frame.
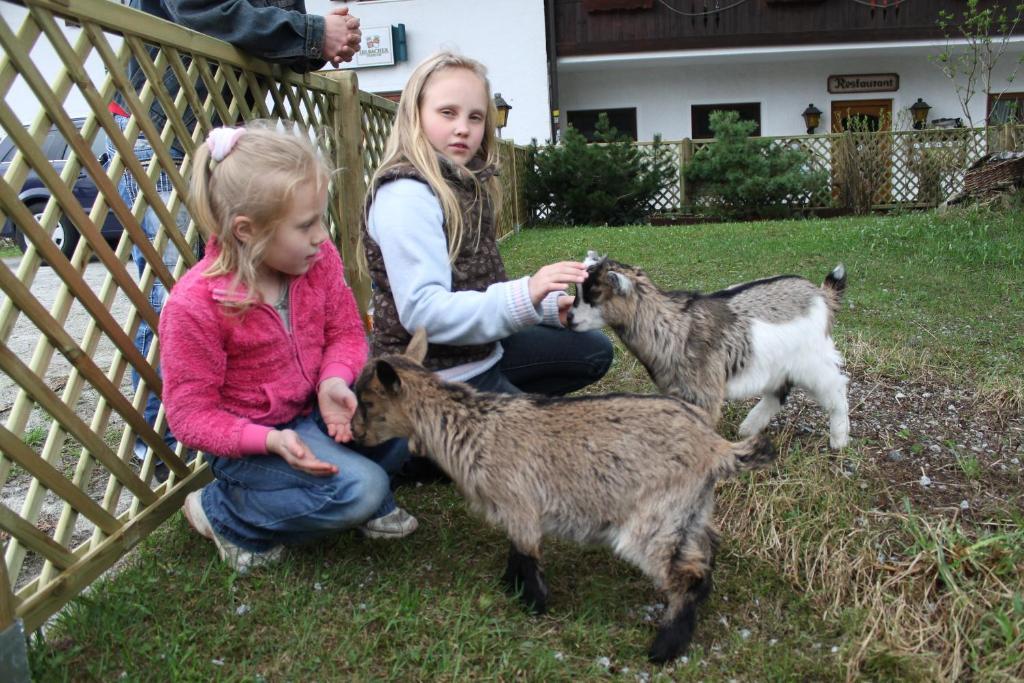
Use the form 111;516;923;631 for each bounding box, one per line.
554;0;1024;57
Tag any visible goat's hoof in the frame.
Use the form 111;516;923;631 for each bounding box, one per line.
829;436;850;450
521;593;547;615
648;627;691;664
648;640;684;664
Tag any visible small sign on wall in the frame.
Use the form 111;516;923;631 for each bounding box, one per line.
827;73;899;94
343;26;395;68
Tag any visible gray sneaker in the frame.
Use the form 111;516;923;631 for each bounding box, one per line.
359;507;419;539
182;490;282;574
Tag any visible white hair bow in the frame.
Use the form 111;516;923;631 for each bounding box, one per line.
207;126;246;162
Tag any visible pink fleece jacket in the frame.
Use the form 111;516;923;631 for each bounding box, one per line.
159;239;368;457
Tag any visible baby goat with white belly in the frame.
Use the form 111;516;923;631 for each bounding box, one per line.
351;328;777;663
567;253;850;449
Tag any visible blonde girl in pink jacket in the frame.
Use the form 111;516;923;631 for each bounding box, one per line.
160;124;416;574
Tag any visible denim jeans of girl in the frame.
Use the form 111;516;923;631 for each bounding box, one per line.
201;408;407;553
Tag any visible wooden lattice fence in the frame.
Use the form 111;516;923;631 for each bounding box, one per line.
0;0;527;644
0;0;364;636
533;125;1024;220
496;142;529;240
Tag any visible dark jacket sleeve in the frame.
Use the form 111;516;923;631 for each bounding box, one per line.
163;0;327;72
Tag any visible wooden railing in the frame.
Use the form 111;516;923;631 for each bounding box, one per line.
532;125;1024;221
636;125;1024;215
0;0;526;637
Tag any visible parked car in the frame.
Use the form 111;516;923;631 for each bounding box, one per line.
0;117;122;260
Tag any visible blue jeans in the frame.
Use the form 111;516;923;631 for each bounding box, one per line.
107;113;190;457
202;409;407;553
388;325;614;477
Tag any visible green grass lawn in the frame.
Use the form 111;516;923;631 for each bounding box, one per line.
27;207;1023;681
0;237;21;259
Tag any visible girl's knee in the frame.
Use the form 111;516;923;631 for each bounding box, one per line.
585;331;614;376
330;463;390;522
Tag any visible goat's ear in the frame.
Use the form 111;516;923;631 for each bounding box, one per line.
405;327;428;364
375;360;402;394
607;270;633;295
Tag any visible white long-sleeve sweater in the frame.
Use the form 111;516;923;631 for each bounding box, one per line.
367;178;562;381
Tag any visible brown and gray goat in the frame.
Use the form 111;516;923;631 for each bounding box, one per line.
351;328;777;663
567;253;850;449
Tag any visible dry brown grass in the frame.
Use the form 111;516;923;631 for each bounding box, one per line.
717;426;1023;682
594;341;1021;677
975;380;1024;424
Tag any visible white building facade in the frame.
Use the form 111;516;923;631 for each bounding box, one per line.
5;0;1024;145
557;39;1024;141
2;0;554;145
312;0;551;145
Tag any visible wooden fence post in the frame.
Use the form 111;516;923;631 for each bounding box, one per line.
509;141;521;232
679;138;693;209
0;545;30;683
332;70;372;321
1004;123;1016;151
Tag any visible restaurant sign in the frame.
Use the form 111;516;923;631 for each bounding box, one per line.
342;26;395;68
827;73;899;94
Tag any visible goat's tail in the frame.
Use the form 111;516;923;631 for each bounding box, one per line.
821;263;846;326
716;433;777;478
822;263;846;301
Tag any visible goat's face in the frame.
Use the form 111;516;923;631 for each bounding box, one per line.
351;328;430;446
566;251;644;332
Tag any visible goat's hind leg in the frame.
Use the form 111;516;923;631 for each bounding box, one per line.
737;383;790;437
805;360;849;449
501;525;549;614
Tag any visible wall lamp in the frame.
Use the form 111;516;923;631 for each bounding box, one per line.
910;98;931;130
802;103;822;134
493;92;511;137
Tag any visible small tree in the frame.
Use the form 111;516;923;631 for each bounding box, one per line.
683;110;826;218
932;0;1024;127
524;114;676;225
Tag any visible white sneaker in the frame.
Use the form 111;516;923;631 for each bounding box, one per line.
359;507;419;539
182;490;282;574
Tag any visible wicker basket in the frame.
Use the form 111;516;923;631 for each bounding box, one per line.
963;152;1024;194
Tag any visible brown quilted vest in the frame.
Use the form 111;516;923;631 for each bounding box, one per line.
362;158;507;370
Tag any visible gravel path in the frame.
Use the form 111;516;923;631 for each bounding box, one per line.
1;256;143;589
0;256;137;427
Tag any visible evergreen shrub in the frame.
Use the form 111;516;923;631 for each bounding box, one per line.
524;114;677;225
684;110;827;218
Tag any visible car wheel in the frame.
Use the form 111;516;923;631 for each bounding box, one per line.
14;201;81;261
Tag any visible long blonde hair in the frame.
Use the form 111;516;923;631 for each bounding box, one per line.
365;52;503;265
190;122;332;310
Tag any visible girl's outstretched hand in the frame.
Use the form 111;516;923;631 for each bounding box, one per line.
528;261;588;307
318;377;358;443
266;429;338;476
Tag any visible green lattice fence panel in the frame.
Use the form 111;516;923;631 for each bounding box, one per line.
0;0;358;631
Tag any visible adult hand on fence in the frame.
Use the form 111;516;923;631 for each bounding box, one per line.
528;262;588;307
323;6;362;67
267;429;339;476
